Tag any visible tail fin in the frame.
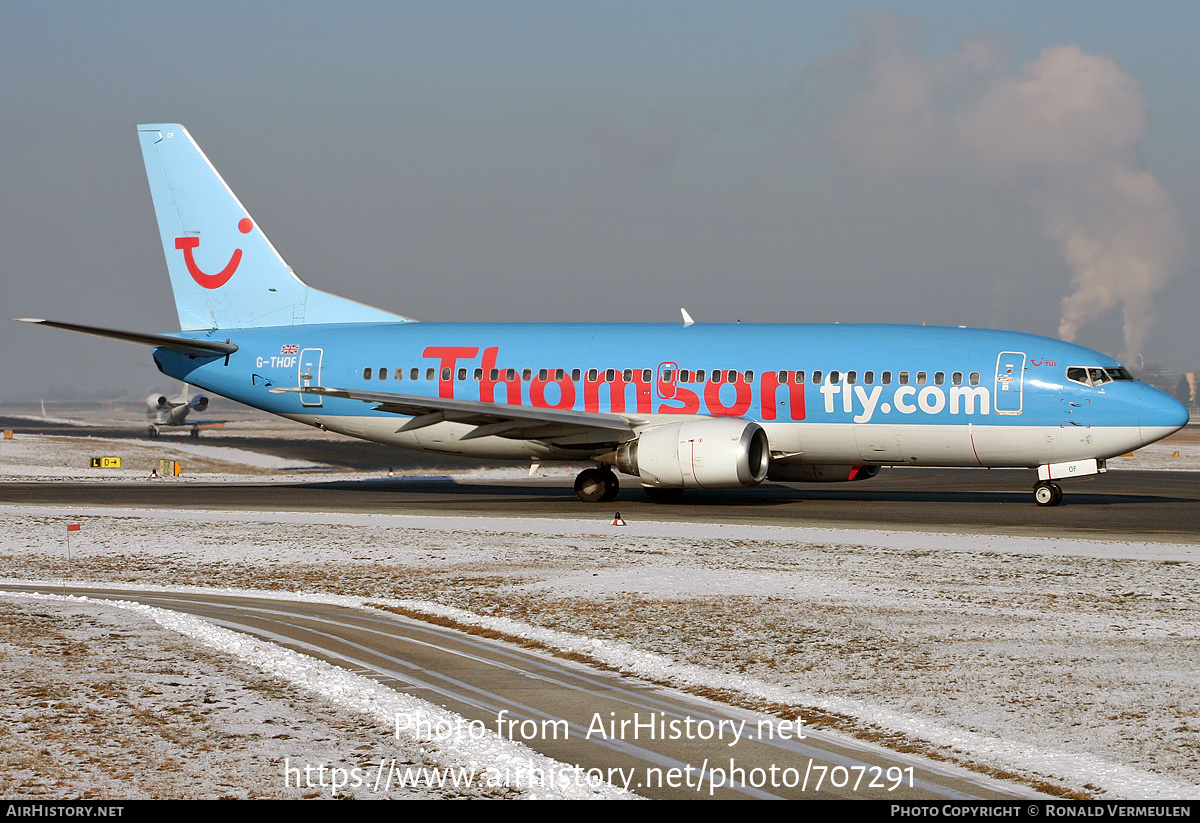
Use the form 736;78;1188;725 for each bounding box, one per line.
137;124;410;331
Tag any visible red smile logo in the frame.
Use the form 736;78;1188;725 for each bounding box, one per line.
175;218;253;289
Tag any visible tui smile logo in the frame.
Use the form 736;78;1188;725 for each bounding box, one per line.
175;218;253;289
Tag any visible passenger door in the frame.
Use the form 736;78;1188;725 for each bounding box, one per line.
994;352;1025;415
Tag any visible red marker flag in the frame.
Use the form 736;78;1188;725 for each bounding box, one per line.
67;524;80;532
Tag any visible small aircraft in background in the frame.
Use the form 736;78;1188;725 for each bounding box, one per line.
145;384;220;438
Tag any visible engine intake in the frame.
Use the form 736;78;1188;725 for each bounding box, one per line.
614;419;769;489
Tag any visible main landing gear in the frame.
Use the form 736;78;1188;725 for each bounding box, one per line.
1033;481;1063;507
574;467;620;503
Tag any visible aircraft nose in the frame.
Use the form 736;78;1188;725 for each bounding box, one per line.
1139;384;1190;446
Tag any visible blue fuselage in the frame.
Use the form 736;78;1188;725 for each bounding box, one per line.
154;322;1187;469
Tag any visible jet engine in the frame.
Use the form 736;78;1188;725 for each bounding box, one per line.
148;395;170;411
611;418;770;489
189;394;209;411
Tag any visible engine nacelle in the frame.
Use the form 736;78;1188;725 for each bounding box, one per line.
189;394;209;411
767;463;880;482
613;419;770;489
147;395;169;411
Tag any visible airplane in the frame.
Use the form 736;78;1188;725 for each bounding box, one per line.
18;124;1190;506
145;383;217;438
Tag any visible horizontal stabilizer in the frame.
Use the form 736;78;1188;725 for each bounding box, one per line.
16;318;237;355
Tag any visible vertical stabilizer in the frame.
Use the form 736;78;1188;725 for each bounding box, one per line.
137;124;409;330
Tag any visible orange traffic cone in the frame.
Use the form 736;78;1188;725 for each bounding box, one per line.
612;512;626;526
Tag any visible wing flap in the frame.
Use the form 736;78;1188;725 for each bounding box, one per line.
271;385;638;443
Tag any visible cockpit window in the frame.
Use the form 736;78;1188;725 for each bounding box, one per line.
1067;366;1127;387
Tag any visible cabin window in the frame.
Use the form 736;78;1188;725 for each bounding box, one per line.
898;371;909;385
846;371;856;385
605;369;616;382
394;367;404;380
442;368;452;381
969;372;980;386
571;369;580;381
744;370;754;382
829;371;840;384
555;368;565;381
623;369;633;382
506;368;516;381
812;370;822;384
489;369;498;380
426;368;435;381
379;367;387;381
537;368;547;381
473;368;483;381
916;371;927;385
522;368;532;381
881;371;891;385
778;371;788;384
864;371;874;385
952;372;962;386
795;371;805;384
726;370;737;383
695;369;706;383
680;369;692;382
643;369;652;382
934;371;944;385
363;367;372;380
662;369;673;382
587;368;598;381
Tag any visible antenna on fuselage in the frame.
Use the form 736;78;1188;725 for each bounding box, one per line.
681;308;695;328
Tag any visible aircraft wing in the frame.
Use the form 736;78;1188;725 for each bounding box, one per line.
271;385;641;446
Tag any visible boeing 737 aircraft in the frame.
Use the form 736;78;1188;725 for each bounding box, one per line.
20;125;1190;505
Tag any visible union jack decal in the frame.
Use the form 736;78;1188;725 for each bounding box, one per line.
281;344;299;354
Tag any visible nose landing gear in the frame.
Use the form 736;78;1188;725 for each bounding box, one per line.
1033;458;1104;506
1033;481;1063;507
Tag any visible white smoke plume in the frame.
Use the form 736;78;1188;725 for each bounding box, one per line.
827;17;1183;363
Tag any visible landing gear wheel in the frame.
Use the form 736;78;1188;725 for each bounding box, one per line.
599;469;620;502
575;467;619;503
190;426;200;439
1034;481;1063;507
643;487;684;503
146;426;158;439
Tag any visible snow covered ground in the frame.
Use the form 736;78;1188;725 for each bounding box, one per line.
0;427;1197;799
0;595;512;799
0;592;628;799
